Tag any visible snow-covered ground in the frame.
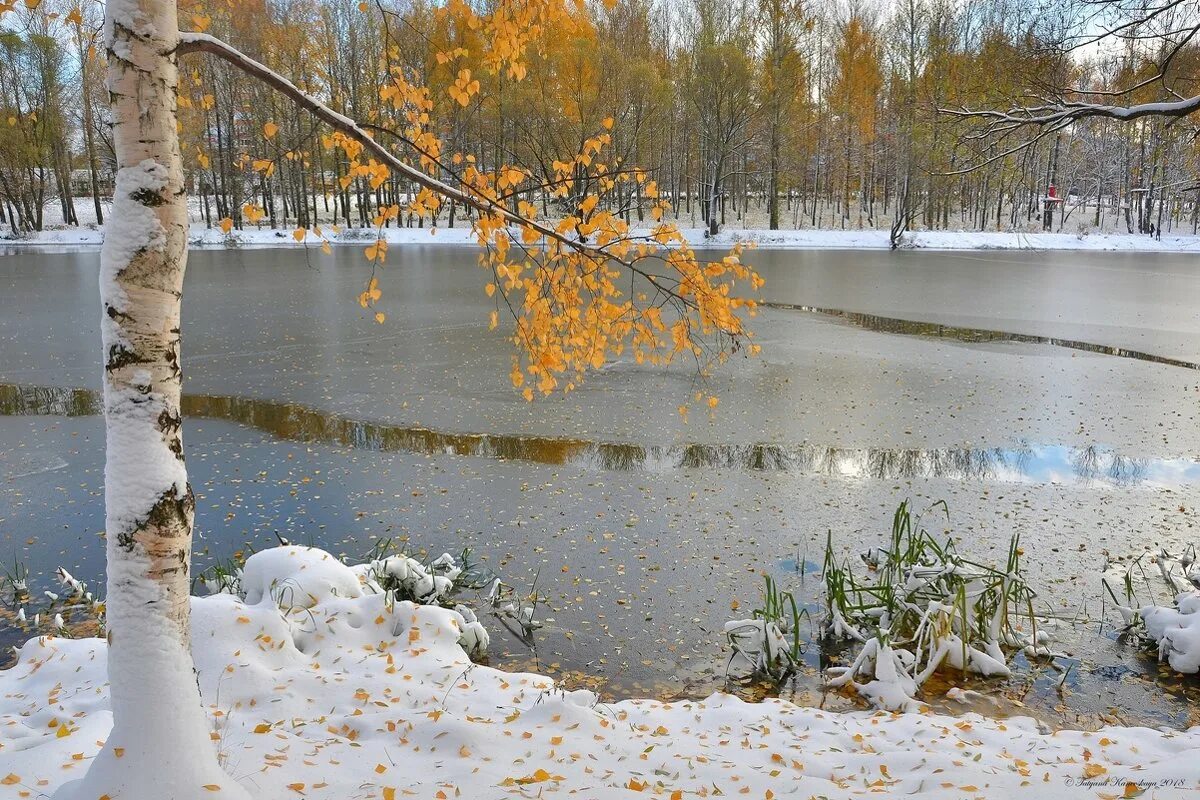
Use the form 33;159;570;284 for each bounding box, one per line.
5;222;1200;253
1;545;1196;799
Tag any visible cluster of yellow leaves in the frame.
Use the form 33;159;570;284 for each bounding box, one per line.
379;61;442;170
448;69;481;107
435;0;586;81
435;46;469;65
457;125;762;404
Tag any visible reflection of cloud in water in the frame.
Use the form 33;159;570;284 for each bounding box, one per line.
1;383;1195;489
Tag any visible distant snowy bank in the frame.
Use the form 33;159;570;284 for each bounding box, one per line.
2;545;1197;799
6;223;1200;253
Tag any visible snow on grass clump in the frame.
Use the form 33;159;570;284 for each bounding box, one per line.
1103;546;1200;674
1144;594;1200;673
0;562;104;648
1;543;1197;799
724;574;808;679
198;543;493;657
821;501;1054;712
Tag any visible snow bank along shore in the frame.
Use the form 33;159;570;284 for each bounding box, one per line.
1;545;1196;799
6;223;1200;253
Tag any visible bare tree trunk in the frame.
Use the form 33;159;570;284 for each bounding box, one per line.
58;1;250;797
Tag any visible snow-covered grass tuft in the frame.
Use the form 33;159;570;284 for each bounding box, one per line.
0;560;104;644
1103;547;1200;674
0;560;29;606
485;570;548;647
724;574;809;680
822;500;1052;711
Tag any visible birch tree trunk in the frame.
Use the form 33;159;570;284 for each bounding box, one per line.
56;0;249;797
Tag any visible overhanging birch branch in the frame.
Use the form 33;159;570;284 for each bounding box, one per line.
174;31;705;316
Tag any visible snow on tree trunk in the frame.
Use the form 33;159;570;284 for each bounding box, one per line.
55;1;248;797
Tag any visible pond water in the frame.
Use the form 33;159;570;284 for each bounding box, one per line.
1;243;1198;729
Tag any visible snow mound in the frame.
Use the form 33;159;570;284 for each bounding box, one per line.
241;545;364;607
1142;591;1200;674
1;546;1198;799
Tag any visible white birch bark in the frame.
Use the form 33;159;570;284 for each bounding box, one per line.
54;1;250;797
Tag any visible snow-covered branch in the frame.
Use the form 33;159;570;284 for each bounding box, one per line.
942;94;1200;127
937;93;1200;175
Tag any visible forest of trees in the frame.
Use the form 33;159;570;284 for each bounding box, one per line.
2;0;1199;238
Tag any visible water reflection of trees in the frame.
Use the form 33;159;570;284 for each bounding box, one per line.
0;382;1177;487
1070;445;1147;486
0;384;100;416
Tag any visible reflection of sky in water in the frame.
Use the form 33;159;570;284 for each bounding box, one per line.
977;444;1200;488
630;443;1200;489
777;443;1184;487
